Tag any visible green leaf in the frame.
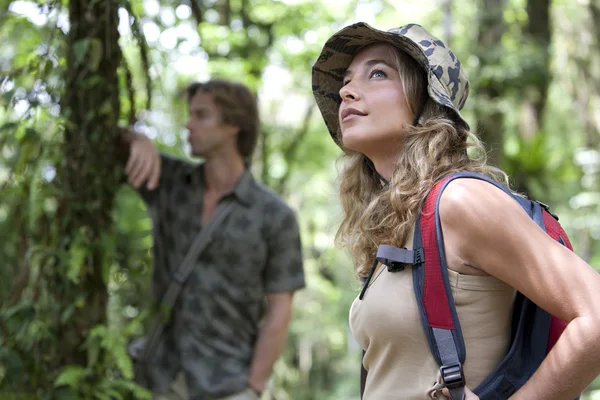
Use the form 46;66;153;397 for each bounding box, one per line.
44;60;53;76
51;387;78;400
2;302;34;319
100;389;123;400
60;304;75;324
67;244;85;283
0;365;6;386
54;366;87;388
1;90;15;104
93;393;113;400
113;345;134;379
0;347;24;373
22;127;38;143
87;341;100;369
73;39;91;66
89;38;103;72
0;122;19;132
111;379;151;399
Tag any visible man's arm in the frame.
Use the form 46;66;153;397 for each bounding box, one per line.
121;128;161;190
249;205;305;395
247;291;295;395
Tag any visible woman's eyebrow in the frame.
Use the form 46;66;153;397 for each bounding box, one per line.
343;59;395;78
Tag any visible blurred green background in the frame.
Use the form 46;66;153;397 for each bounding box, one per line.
1;0;600;398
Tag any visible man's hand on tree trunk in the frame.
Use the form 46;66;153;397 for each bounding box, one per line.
123;128;161;190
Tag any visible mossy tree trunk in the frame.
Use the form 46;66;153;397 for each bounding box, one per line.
56;0;122;368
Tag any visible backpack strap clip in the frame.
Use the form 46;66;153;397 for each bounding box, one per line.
440;362;465;399
376;245;424;272
536;201;559;221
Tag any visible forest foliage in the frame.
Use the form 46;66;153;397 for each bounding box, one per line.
1;0;600;398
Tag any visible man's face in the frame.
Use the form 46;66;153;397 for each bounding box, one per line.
185;92;239;158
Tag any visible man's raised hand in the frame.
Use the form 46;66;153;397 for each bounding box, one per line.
124;130;161;190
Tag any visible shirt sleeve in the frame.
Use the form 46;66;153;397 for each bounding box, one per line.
135;153;185;209
264;205;306;294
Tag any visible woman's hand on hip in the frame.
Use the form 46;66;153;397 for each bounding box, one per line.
441;386;479;400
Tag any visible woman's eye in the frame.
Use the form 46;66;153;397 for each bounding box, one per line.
370;69;387;79
342;79;350;86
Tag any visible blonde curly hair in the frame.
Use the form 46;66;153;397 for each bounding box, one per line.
335;47;508;278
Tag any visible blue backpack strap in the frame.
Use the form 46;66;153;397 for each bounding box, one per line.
413;172;527;399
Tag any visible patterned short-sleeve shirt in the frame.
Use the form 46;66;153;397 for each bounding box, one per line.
138;154;305;399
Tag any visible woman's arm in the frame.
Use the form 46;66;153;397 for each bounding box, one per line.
439;179;600;399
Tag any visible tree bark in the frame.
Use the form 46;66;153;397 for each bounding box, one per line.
475;0;507;168
584;0;600;147
57;0;122;367
443;0;453;47
519;0;551;140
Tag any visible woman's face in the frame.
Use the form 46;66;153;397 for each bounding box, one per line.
338;43;413;158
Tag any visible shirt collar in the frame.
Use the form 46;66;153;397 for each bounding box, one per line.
197;164;254;206
230;169;253;206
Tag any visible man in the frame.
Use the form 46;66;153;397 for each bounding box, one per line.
123;79;305;400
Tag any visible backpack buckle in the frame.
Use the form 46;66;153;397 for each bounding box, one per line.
387;262;405;272
440;363;465;389
414;247;424;265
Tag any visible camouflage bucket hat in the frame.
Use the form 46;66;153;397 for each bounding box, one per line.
312;22;470;147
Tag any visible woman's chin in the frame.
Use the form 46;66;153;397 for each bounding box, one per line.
341;134;372;154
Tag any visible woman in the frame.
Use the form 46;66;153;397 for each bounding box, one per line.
312;22;600;399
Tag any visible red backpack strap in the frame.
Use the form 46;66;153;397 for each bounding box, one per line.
541;207;573;250
419;176;458;330
414;173;466;400
540;208;572;352
414;172;522;399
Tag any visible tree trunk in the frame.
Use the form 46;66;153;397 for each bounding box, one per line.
443;0;453;46
57;0;122;367
475;0;507;168
583;0;600;148
518;0;551;141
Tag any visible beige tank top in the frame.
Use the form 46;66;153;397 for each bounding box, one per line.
349;236;515;399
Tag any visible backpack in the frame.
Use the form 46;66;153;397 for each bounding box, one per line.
359;171;580;400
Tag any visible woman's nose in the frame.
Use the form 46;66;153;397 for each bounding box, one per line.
339;82;360;102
